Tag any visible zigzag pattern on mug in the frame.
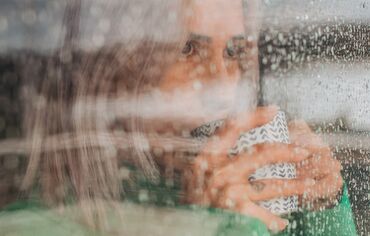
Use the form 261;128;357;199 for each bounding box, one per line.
249;163;296;180
191;111;299;215
229;111;290;155
190;119;224;139
259;195;299;216
230;111;298;215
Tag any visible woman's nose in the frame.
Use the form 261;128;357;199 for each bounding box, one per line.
208;51;229;80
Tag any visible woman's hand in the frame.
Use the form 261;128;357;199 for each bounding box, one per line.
184;106;298;232
184;106;343;232
288;120;343;210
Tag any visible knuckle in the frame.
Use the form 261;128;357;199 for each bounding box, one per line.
193;156;209;171
334;162;342;172
327;157;342;172
334;160;342;170
223;118;237;131
336;175;343;187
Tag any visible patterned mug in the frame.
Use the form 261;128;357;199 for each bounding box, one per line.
191;110;298;215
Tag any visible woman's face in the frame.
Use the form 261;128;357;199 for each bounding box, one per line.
159;0;258;115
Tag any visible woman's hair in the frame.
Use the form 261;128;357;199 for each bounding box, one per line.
19;0;184;228
20;0;261;229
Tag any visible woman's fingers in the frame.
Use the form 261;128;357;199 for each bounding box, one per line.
213;178;316;204
296;150;343;200
247;179;316;201
297;150;341;178
187;152;234;205
239;201;289;232
299;170;343;202
288;119;329;151
208;143;311;190
187;106;280;203
216;184;250;209
289;119;344;205
187;156;210;204
215;185;288;232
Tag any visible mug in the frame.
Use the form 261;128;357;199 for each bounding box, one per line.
191;110;298;215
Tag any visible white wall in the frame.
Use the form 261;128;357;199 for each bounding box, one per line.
262;61;370;131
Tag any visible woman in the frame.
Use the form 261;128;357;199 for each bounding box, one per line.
0;0;357;235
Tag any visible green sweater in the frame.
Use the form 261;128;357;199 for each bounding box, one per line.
120;166;358;236
0;166;358;236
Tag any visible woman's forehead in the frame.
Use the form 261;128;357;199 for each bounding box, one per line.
184;0;245;40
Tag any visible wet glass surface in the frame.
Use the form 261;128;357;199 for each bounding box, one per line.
0;0;369;235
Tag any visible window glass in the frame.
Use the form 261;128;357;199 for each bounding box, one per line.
0;1;368;235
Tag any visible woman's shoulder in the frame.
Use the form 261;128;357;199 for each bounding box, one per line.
0;200;270;236
0;200;98;236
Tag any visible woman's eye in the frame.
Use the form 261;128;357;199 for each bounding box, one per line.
181;41;194;56
225;47;237;58
224;41;238;59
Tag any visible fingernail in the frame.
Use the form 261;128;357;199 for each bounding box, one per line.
269;221;280;233
283;219;289;227
275;220;289;233
271;219;289;233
